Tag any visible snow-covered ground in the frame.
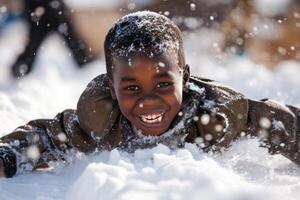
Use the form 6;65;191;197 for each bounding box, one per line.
1;19;300;200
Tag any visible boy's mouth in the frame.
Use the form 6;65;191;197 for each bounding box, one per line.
138;112;164;124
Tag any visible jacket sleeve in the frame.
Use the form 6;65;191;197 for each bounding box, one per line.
247;99;300;164
0;109;94;177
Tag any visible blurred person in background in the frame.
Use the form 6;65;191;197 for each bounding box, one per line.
220;0;300;68
126;0;233;30
9;0;95;78
132;0;300;69
68;0;122;60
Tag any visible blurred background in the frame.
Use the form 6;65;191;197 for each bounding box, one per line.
1;0;300;76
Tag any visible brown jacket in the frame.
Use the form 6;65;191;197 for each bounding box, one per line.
1;74;300;177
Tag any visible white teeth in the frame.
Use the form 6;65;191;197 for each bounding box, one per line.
140;113;164;124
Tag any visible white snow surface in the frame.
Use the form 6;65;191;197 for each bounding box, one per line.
0;22;300;200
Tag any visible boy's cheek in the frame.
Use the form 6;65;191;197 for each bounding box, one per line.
174;88;183;103
171;84;183;104
117;97;135;115
114;88;129;104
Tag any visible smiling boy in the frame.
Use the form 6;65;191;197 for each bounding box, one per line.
110;55;187;136
0;11;300;178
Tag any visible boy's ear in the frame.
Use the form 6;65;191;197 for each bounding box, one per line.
183;64;190;86
108;78;117;100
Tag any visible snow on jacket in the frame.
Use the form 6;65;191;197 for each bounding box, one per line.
0;74;299;177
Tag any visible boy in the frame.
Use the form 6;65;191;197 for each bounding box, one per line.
0;11;300;178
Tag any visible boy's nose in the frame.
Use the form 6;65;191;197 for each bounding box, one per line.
138;95;161;108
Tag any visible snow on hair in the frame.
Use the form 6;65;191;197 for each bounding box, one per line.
104;11;185;77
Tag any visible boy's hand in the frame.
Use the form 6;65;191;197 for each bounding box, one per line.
0;159;5;177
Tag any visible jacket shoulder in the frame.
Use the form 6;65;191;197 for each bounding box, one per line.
78;74;111;101
190;76;245;102
76;74;120;141
190;76;249;148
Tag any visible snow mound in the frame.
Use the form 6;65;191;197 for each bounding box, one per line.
66;141;299;200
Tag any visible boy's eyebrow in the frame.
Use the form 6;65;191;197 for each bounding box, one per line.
154;72;174;79
120;76;136;82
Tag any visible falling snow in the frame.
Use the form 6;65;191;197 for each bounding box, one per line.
0;3;300;200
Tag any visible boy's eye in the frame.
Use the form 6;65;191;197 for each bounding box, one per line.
123;85;140;92
156;82;174;88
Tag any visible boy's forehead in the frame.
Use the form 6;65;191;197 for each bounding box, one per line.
112;49;179;68
111;53;181;80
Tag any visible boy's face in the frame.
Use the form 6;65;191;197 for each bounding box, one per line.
110;51;189;136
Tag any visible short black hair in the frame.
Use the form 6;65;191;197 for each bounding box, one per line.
104;11;185;79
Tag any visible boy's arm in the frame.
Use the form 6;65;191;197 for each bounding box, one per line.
0;109;94;177
247;99;300;164
0;159;4;177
